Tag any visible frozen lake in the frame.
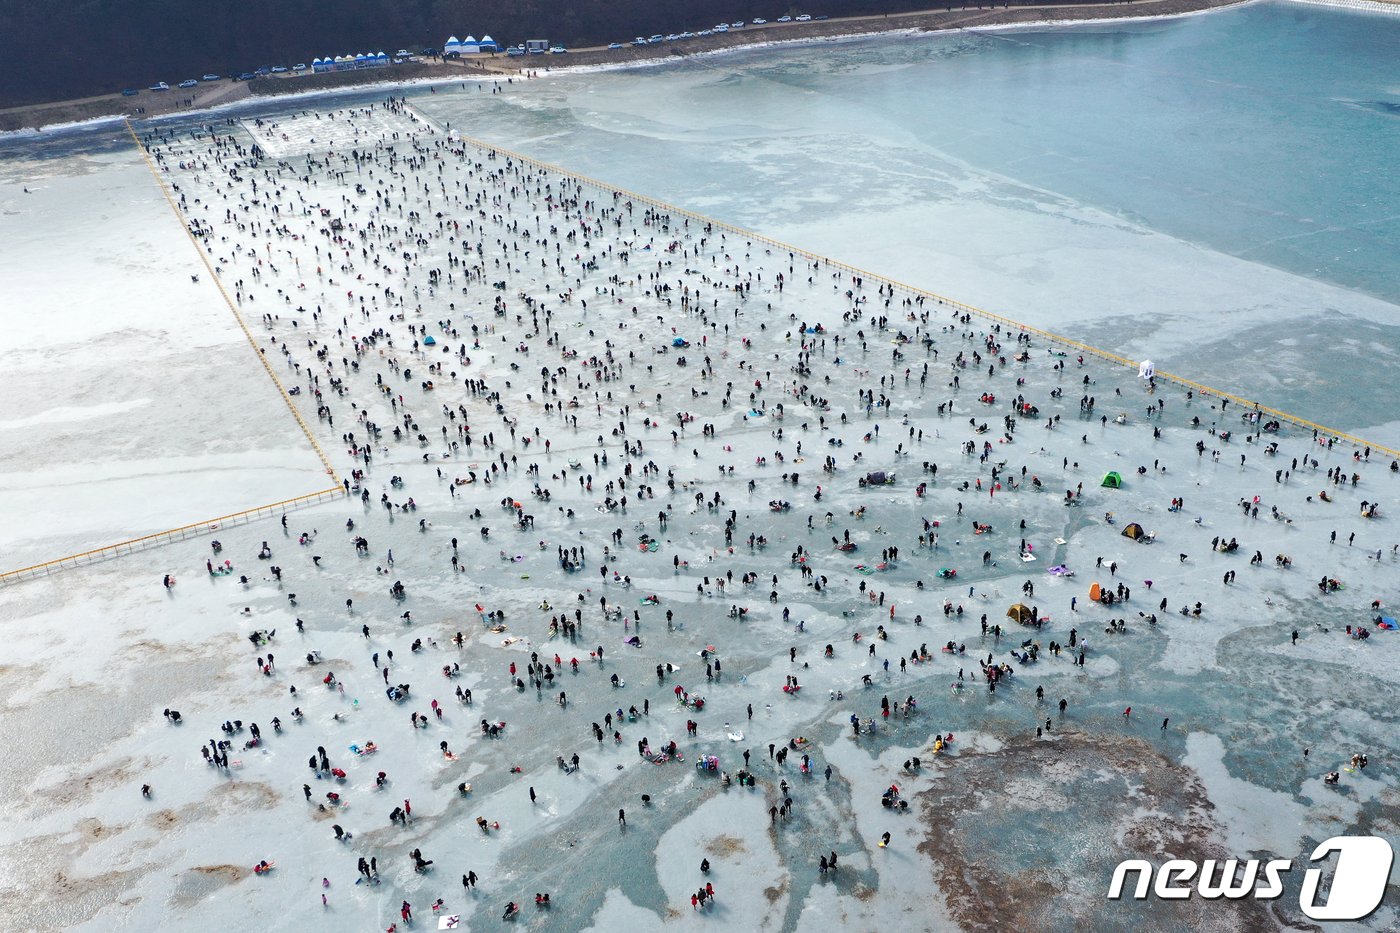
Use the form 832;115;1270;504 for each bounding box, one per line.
0;133;333;573
413;0;1400;445
1;4;1398;931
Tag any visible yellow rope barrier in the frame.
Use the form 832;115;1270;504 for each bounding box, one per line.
123;119;343;483
422;113;1398;460
0;126;355;585
0;486;343;583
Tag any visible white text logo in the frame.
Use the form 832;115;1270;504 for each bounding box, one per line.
1107;836;1393;921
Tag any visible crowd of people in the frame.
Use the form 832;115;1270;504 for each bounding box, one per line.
122;94;1394;927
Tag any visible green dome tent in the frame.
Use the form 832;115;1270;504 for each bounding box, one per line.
1101;472;1122;488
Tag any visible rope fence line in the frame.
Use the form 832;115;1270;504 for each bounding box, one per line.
123;118;344;485
0;124;352;587
0;486;344;585
420;115;1399;460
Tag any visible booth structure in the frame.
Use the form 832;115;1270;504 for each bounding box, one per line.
444;34;500;57
312;52;390;74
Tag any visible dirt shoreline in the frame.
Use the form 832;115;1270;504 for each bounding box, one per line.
1;0;1251;134
0;62;472;134
493;0;1253;73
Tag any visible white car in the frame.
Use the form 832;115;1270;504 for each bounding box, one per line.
178;79;198;88
753;18;767;24
202;73;221;81
778;16;792;22
396;49;410;57
608;43;623;49
150;81;170;91
796;14;812;21
293;63;308;71
731;22;744;28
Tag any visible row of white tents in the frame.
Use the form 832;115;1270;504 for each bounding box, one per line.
312;53;393;73
307;34;502;75
444;35;501;55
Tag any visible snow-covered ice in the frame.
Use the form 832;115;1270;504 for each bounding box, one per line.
0;78;1397;933
0;141;331;573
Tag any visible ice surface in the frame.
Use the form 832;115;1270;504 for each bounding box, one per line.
410;2;1400;444
1;12;1399;930
0;145;331;573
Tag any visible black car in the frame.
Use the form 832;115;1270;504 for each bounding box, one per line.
121;88;140;96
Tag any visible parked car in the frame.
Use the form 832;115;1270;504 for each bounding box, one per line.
796;13;813;21
778;15;793;22
270;65;288;73
650;34;664;42
149;81;170;91
608;43;624;49
255;66;271;75
396;49;411;57
121;88;140;96
293;63;307;71
239;72;257;81
731;22;745;28
201;73;221;81
550;46;568;53
752;18;768;24
178;79;198;88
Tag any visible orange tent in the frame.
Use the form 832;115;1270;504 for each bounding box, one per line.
1089;582;1102;602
